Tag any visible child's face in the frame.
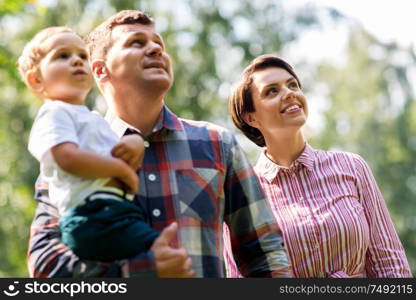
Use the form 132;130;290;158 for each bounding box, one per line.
38;32;93;104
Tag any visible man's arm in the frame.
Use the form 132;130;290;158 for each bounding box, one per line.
28;182;194;278
29;186;126;277
222;133;292;277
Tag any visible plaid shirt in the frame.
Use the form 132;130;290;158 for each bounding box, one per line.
28;105;291;278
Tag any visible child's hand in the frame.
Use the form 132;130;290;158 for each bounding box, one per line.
111;134;145;170
116;161;139;194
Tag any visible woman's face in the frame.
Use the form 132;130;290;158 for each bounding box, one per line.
246;67;308;135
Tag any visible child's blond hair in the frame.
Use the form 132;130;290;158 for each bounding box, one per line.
17;26;75;88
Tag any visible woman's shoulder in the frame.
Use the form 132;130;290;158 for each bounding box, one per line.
312;147;366;166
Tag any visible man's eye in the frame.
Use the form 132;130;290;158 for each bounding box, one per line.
154;40;164;47
265;87;278;96
130;40;143;46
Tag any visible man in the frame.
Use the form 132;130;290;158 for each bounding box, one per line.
28;10;291;278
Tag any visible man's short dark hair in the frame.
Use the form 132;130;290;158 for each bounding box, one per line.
85;10;154;61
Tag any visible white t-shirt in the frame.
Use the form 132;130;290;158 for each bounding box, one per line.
28;100;120;217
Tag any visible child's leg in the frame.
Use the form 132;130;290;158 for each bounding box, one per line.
60;190;159;262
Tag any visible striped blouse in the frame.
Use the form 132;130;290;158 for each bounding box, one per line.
224;144;412;277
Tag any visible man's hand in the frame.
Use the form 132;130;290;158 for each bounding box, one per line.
111;134;145;170
151;222;195;278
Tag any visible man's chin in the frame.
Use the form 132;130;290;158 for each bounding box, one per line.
142;76;172;90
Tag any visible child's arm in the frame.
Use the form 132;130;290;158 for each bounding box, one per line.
111;134;145;170
51;142;138;193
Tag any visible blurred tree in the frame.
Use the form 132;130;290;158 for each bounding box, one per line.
1;0;413;277
313;26;416;273
0;0;322;277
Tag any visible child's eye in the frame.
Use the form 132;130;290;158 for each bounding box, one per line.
58;52;69;59
80;53;88;60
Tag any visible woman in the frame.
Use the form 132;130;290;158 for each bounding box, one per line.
225;55;412;277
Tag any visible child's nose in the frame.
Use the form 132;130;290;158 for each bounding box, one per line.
72;56;84;66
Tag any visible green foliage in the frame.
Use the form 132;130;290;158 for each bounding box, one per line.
0;0;28;15
313;27;416;273
0;0;414;276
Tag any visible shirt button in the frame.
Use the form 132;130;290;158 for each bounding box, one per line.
143;141;150;148
299;197;304;201
148;174;156;181
315;243;319;249
152;209;161;217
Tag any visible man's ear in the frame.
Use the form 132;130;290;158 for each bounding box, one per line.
91;59;108;83
243;113;259;129
26;70;44;94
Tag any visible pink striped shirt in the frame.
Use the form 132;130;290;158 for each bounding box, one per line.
224;144;412;278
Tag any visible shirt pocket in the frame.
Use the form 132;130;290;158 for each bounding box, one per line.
175;168;222;223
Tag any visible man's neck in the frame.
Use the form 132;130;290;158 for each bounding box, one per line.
106;86;166;136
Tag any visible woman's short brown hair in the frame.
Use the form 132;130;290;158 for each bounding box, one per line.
228;55;301;147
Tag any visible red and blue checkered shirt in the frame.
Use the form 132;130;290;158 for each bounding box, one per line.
28;105;291;278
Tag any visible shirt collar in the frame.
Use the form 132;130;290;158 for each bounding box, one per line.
297;143;315;171
255;143;315;182
105;105;183;138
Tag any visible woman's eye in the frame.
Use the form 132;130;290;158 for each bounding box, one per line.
266;87;278;96
289;81;299;89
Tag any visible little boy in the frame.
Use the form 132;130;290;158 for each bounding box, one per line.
19;27;158;262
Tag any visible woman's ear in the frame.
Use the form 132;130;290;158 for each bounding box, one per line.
26;70;44;94
243;113;259;129
91;59;108;83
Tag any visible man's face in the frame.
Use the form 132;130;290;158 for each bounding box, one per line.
104;23;173;93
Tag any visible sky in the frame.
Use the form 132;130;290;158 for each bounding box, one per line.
307;0;416;48
269;0;416;146
33;0;416;156
281;0;416;66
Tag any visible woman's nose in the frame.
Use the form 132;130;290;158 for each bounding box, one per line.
282;87;295;101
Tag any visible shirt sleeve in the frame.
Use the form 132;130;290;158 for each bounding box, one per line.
28;178;158;278
28;103;79;162
222;133;292;277
354;155;412;277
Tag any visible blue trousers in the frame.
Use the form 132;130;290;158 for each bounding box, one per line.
60;190;159;262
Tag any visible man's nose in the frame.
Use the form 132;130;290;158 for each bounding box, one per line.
146;41;162;56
